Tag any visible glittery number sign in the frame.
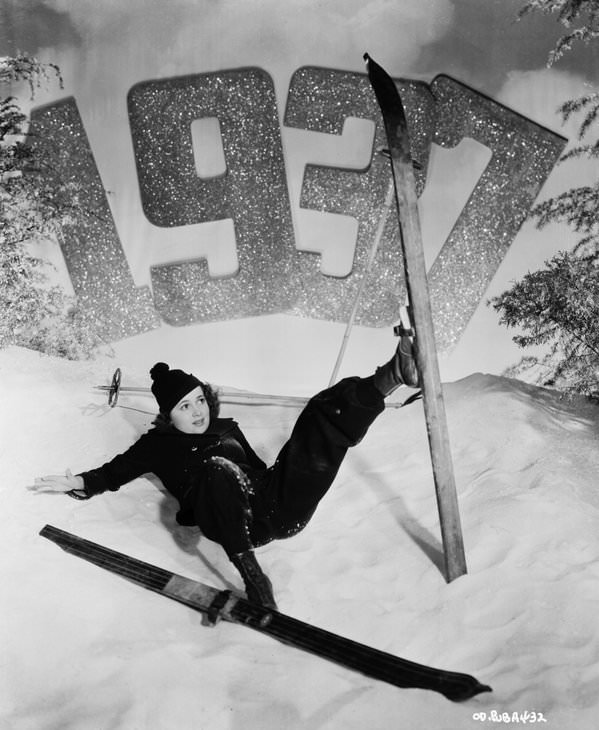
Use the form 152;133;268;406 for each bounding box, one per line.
29;69;568;347
29;98;160;341
284;67;436;327
428;75;567;351
127;69;300;324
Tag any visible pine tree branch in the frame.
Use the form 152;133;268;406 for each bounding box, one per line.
518;0;599;62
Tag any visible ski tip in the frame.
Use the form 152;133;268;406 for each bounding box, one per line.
362;53;388;87
441;677;493;702
363;52;376;70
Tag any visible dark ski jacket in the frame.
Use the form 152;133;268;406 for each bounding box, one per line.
77;418;267;523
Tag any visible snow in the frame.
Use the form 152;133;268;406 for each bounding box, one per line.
2;344;599;729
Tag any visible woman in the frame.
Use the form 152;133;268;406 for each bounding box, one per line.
34;335;419;610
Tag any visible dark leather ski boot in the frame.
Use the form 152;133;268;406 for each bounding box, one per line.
230;550;277;609
373;331;420;395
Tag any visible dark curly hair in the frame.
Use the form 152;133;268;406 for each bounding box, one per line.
196;380;221;420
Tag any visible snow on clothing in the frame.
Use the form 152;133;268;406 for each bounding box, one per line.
78;376;385;556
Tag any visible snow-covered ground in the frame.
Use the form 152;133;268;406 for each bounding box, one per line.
2;344;599;730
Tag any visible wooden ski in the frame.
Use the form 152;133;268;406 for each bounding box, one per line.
40;524;490;701
364;54;467;581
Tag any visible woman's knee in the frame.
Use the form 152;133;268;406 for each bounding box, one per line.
201;456;252;497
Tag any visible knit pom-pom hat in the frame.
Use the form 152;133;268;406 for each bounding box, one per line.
150;362;203;415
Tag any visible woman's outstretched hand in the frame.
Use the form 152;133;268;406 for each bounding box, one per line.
32;469;85;494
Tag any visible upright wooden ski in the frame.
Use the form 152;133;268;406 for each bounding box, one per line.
364;54;467;582
40;525;490;701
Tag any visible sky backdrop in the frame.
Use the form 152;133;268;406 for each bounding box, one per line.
1;0;598;388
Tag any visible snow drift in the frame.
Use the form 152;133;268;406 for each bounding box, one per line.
1;346;598;730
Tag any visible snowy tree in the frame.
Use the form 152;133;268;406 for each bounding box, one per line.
518;0;599;63
0;55;102;358
491;252;599;396
491;1;599;396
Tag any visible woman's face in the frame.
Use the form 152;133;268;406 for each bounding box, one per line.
169;385;210;434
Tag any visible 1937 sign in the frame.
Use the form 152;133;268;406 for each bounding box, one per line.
31;66;565;349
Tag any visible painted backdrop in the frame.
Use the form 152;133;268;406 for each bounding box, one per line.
1;0;598;393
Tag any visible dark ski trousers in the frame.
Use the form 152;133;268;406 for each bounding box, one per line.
192;376;384;556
